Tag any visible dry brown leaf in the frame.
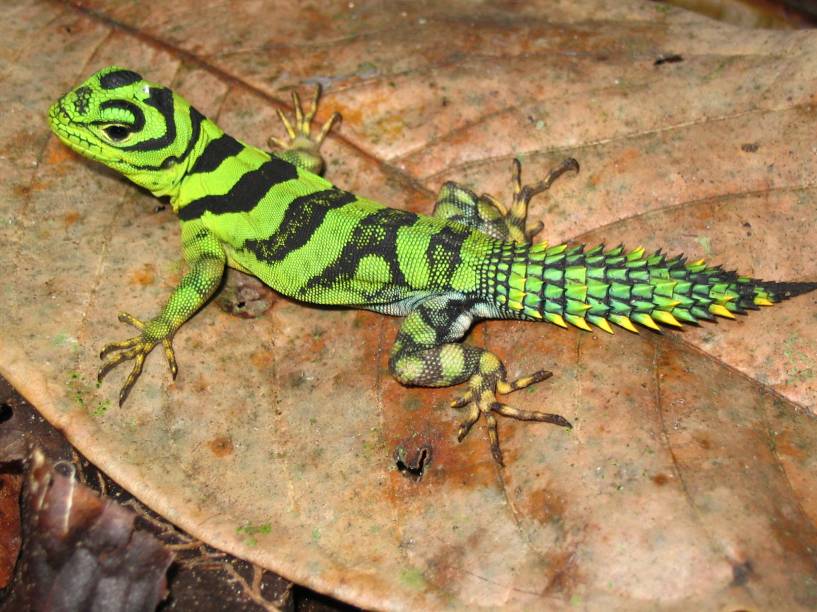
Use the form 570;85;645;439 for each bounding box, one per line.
1;0;816;608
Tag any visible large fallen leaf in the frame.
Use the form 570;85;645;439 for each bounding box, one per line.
1;0;816;608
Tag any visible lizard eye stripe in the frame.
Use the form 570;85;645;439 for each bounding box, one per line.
99;100;145;132
99;69;143;89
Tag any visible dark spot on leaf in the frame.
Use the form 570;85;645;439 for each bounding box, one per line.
731;560;754;586
654;53;683;65
208;436;234;457
651;473;669;486
394;445;431;481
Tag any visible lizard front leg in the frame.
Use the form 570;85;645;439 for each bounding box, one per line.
268;84;341;175
389;296;571;466
98;221;226;405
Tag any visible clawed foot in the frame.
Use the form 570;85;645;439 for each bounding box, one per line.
481;157;579;243
98;312;177;406
451;369;571;466
268;84;341;174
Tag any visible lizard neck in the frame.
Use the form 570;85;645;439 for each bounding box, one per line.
168;118;226;210
172;121;274;216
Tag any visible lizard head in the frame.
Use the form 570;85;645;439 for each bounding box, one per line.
48;66;204;198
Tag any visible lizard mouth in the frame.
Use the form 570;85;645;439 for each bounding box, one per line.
47;98;112;162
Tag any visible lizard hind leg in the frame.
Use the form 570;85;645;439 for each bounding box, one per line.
505;157;579;243
268;84;341;175
389;296;571;466
432;157;579;243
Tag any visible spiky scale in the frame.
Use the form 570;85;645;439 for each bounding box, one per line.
610;283;631;301
566;299;591;315
565;265;586;284
653;296;681;310
691;306;715;321
709;303;735;319
544;268;563;283
631;313;661;331
632;284;653;299
545;254;565;265
607;268;627;281
610;298;631;314
672;308;698;323
652;310;682;327
627;246;646;261
610;314;639;333
588;315;614;334
587;279;609;299
509;274;525;291
675;281;692;294
565;284;588;302
545;285;564;299
546;312;568;328
654;281;677;297
545;300;562;313
566;314;592;331
526;277;544;294
587;298;609;315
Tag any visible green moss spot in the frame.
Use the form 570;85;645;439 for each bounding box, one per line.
399;567;427;590
92;399;111;417
236;521;272;547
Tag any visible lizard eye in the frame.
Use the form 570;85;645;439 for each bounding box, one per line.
102;124;132;142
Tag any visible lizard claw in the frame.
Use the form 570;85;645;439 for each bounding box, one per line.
268;84;341;152
452;369;569;466
97;311;177;405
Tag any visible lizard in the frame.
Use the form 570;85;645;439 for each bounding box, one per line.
48;66;817;466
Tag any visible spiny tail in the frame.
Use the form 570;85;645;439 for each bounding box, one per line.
487;242;817;333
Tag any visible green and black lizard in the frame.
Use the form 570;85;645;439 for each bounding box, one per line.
49;66;817;465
